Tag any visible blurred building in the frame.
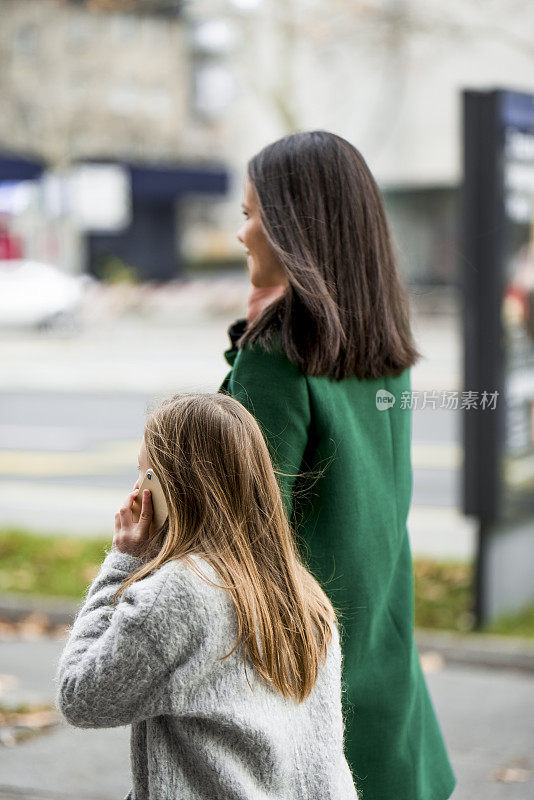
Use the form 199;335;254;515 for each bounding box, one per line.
184;0;534;287
1;0;208;163
0;0;232;278
1;0;534;283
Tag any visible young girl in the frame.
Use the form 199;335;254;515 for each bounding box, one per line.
55;392;359;800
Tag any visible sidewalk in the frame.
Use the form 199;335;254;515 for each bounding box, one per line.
0;630;532;799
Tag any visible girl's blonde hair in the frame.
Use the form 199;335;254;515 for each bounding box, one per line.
112;392;337;703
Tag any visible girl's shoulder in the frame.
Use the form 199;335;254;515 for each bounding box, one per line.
143;552;221;591
169;555;231;602
117;554;223;620
117;555;235;659
147;554;234;617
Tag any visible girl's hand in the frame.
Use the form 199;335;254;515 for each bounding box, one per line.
246;284;287;324
112;488;153;557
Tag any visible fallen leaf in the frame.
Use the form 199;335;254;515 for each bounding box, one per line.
11;710;61;729
51;624;70;639
0;614;69;639
18;612;50;638
419;651;445;674
0;702;61;747
0;674;20;693
0;621;19;638
493;767;530;783
0;729;16;747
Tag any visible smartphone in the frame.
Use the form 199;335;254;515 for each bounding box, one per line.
137;469;169;532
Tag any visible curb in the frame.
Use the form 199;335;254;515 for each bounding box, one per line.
415;629;534;673
0;593;80;628
2;593;534;673
0;785;110;800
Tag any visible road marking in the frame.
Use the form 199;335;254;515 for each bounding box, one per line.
0;441;462;477
0;480;476;559
0;440;139;476
411;443;462;470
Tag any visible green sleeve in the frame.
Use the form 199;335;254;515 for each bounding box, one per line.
220;342;311;519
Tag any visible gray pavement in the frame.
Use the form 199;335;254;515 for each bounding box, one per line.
434;663;534;800
0;634;533;799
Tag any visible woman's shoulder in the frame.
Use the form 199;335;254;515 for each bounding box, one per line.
232;328;307;386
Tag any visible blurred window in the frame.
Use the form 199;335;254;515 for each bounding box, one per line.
109;15;138;43
67;16;95;48
383;186;458;286
13;23;39;57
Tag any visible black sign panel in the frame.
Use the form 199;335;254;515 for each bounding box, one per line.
463;89;534;526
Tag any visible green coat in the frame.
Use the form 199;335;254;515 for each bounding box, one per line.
219;324;456;800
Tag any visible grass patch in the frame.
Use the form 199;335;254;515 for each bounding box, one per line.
1;529;533;637
483;605;534;637
413;559;475;632
414;558;534;637
0;528;109;598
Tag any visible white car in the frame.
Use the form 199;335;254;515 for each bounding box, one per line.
0;259;91;329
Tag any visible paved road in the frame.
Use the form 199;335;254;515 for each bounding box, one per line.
0;305;476;559
0;636;532;799
0;388;474;558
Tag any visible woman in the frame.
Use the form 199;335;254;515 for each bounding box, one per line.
219;131;456;800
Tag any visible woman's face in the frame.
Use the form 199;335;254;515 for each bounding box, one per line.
236;175;288;288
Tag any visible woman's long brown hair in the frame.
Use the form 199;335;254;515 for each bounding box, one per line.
237;129;422;379
112;392;337;703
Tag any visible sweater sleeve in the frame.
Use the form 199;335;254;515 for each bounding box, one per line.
54;550;197;729
221;340;311;519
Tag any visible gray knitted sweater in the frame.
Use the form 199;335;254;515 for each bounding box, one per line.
55;549;359;800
